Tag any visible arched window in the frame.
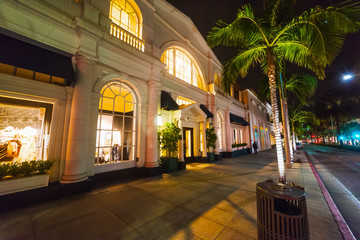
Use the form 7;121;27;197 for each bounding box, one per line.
110;0;142;38
161;47;205;90
95;82;137;165
217;113;223;150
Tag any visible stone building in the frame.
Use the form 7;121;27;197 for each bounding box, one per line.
0;0;271;198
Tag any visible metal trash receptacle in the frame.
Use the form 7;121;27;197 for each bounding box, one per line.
256;180;309;240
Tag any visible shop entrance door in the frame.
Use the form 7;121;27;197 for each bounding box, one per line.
183;128;194;162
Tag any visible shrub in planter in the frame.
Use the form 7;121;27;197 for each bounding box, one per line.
232;143;237;148
158;123;182;172
0;164;9;180
0;160;54;180
206;127;217;162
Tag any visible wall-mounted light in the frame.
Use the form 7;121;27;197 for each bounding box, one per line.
157;115;162;126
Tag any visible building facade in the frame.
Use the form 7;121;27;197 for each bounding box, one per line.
0;0;271;196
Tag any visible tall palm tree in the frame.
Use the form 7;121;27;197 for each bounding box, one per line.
207;0;360;183
260;72;318;164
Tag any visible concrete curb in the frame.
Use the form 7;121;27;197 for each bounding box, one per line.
304;151;356;240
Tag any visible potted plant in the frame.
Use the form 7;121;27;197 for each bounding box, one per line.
206;127;217;162
158;122;182;173
0;160;54;196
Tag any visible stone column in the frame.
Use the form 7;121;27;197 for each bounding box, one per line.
211;106;219;154
178;117;185;162
145;81;160;168
225;110;232;152
61;55;93;183
202;120;207;157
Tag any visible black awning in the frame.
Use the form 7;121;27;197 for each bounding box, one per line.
230;113;249;126
0;31;74;85
161;91;179;111
200;104;213;118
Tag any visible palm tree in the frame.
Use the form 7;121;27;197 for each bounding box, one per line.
207;1;360;183
289;104;319;149
260;72;318;165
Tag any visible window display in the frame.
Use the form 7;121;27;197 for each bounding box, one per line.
95;82;137;165
0;101;50;162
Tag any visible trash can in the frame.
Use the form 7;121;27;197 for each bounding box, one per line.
256;180;309;240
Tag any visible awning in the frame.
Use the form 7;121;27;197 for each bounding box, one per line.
161;91;179;111
200;104;213;118
230;113;249;126
0;31;74;85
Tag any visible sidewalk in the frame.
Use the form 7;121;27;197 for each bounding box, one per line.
0;150;343;240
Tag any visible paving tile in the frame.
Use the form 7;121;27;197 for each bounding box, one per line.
151;185;202;205
216;227;256;240
185;217;226;240
310;226;343;240
0;214;34;240
136;207;196;240
227;213;257;239
202;207;236;225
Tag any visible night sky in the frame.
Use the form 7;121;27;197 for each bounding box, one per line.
167;0;360;101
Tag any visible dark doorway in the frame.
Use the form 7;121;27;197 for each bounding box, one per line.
183;127;194;162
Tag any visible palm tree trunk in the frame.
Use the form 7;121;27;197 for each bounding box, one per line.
267;50;285;183
280;97;292;168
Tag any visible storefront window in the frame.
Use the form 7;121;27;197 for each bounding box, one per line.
0;98;52;162
95;82;137;165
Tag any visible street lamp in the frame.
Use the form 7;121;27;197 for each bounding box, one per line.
343;73;360;81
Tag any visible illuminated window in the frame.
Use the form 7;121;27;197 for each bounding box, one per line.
110;0;142;38
95;82;137;165
0;98;52;162
161;47;204;89
176;96;196;109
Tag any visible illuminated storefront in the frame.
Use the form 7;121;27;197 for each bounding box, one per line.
0;98;52;163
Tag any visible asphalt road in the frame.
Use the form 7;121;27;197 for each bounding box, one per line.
305;144;360;239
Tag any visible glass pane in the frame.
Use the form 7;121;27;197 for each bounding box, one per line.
124;117;134;131
112;130;121;145
114;96;124;113
110;84;120;96
123;131;133;145
111;145;121;162
121;11;129;28
113;115;123;130
120;85;130;97
103;87;115;98
98;147;111;163
102;97;114;112
122;146;133;160
100;115;113;130
124;102;134;115
124;92;134;102
99;130;112;146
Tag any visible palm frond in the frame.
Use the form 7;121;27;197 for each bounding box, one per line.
222;46;267;93
285;74;318;103
207;4;269;48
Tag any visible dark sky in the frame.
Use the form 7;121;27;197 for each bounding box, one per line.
167;0;360;99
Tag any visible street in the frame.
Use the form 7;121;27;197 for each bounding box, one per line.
305;144;360;240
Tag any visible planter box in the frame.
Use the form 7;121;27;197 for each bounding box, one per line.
161;158;178;173
0;174;49;196
207;152;215;162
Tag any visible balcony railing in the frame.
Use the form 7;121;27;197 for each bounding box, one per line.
110;23;145;52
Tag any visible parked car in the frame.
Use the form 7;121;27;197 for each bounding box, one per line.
296;142;302;149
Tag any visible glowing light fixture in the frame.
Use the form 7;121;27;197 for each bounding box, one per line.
343;74;353;81
157;115;162;126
